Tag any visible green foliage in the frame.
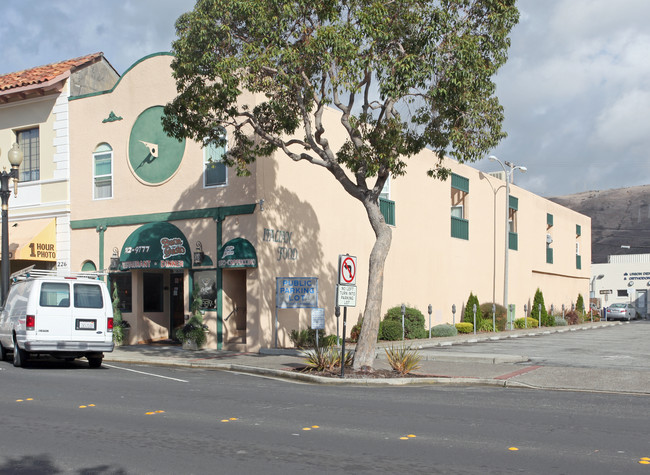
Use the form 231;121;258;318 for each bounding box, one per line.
384;306;427;339
477;318;495;332
379;319;403;341
431;324;458;338
302;346;353;373
385;345;422;375
111;283;130;344
532;288;553;327
480;302;507;331
176;314;208;347
290;328;335;348
554;317;568;326
350;318;363;342
165;0;519;359
455;322;473;334
514;317;538;329
463;293;482;324
576;294;585;315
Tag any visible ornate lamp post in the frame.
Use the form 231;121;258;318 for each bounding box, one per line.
1;143;24;304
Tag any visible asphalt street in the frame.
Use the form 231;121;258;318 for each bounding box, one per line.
1;358;649;474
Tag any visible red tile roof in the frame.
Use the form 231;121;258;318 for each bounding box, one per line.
0;52;104;92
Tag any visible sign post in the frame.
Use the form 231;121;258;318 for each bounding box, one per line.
337;255;357;378
311;308;325;347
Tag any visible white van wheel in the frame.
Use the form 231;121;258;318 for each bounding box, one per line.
13;339;27;368
88;356;103;368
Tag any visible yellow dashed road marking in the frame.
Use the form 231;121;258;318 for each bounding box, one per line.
509;447;519;451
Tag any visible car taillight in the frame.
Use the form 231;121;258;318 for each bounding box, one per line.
107;317;114;331
26;315;35;330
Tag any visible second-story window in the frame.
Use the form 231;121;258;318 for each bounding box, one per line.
93;143;113;199
17;128;40;182
203;129;227;187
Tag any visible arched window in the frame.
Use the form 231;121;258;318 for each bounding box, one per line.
203;129;227;187
93;143;113;199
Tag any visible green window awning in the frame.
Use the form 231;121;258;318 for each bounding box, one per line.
218;238;258;268
120;222;191;270
451;173;469;193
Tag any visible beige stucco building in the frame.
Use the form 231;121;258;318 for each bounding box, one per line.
0;54;119;286
63;53;591;351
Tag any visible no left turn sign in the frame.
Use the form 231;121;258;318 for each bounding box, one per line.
338;255;357;285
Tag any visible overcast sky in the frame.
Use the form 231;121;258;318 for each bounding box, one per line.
1;0;648;198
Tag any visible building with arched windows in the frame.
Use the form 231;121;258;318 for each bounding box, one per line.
3;52;592;351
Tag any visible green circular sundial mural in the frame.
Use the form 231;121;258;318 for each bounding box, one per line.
128;106;186;185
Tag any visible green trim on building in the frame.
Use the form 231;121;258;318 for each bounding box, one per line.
509;231;518;251
576;224;581;237
70;52;175;101
71;204;257;230
379;197;395;226
576;254;582;269
451;216;469;240
451;173;469;193
509;195;518;211
546;247;554;264
547;213;554;227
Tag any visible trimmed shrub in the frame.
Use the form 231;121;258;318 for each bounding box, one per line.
431;324;458;337
379;319;403;341
576;294;585;315
463;293;482;323
455;322;473;333
586;309;601;322
532;288;553;326
514;317;538;329
565;310;580;325
554;316;568;326
384;306;427;340
480;302;507;331
350;318;363;342
477;318;495;332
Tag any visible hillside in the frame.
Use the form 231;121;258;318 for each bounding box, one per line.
549;185;650;263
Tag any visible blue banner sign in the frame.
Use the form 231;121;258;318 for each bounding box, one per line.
276;277;319;308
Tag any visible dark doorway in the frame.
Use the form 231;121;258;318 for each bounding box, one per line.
170;273;185;339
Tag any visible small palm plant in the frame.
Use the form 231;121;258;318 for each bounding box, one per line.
385;345;422;375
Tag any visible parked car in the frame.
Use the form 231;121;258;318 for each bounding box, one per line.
605;303;638;321
0;268;114;368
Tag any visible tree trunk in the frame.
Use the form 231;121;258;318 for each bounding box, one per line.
352;198;392;371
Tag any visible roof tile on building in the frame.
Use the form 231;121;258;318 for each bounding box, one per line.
0;52;104;92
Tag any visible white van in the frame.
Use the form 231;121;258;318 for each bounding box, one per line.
0;269;114;368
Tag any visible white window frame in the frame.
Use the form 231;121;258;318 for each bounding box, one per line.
203;130;228;188
93;143;113;200
451;205;464;219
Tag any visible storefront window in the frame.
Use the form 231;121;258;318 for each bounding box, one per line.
143;273;164;312
194;271;217;309
110;273;132;313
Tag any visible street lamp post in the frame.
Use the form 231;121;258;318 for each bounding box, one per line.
1;143;24;304
489;156;526;329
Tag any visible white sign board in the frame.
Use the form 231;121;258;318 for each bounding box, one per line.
276;277;319;308
338;255;357;285
336;284;357;307
311;308;325;330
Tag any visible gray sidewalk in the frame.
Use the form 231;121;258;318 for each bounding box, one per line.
104;321;650;394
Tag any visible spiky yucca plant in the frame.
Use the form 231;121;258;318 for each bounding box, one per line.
385;345;422;375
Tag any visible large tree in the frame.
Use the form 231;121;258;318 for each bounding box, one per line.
163;0;519;370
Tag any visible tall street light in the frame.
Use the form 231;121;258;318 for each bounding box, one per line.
1;143;24;304
489;155;526;329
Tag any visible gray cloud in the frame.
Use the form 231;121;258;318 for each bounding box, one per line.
1;0;648;198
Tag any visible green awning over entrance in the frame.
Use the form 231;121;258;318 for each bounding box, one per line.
120;222;191;270
218;238;258;268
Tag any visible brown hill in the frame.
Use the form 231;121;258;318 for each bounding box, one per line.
549;185;650;263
